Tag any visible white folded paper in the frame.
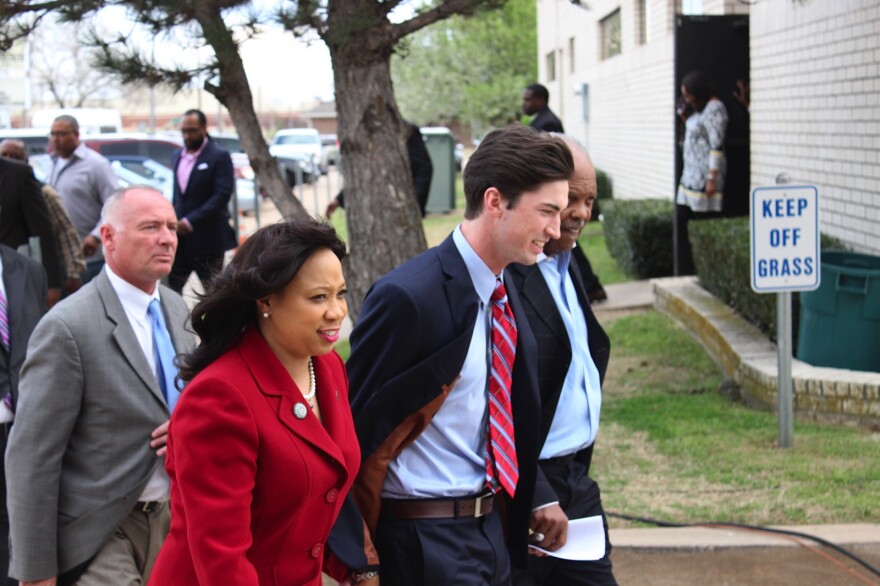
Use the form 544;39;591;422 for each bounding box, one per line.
528;515;605;561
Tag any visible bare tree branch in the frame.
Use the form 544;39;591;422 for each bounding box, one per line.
389;0;506;43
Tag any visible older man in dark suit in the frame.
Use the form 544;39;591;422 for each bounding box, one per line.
508;137;617;585
168;108;235;293
0;244;47;586
338;125;573;586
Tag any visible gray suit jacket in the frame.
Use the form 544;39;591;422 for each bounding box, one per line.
5;269;195;580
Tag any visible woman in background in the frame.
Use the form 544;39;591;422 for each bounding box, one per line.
675;70;729;275
149;217;372;585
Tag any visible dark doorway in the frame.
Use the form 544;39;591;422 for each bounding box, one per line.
674;14;750;274
675;14;750;216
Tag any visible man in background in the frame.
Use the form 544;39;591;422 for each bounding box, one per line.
0;154;62;306
1;139;86;296
326;122;434;218
168;108;235;293
48;114;118;285
522;84;565;133
508;137;616;585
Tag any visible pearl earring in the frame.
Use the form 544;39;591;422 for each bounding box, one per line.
262;312;269;318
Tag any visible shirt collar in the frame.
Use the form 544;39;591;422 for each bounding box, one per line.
452;225;499;305
104;265;161;321
184;136;209;158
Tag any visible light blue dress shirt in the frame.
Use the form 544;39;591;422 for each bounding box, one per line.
537;250;603;459
383;226;498;498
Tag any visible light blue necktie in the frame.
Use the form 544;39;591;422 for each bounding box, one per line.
148;299;180;411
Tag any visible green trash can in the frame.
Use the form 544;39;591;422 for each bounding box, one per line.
797;251;880;372
420;127;456;214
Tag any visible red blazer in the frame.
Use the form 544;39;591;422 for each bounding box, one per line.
149;327;360;585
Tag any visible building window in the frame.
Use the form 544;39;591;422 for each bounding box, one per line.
639;0;651;45
681;0;703;15
546;51;556;82
600;9;622;60
569;37;576;73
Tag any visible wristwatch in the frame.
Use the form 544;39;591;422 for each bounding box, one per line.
351;569;379;584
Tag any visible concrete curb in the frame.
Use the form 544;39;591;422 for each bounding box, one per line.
652;276;880;427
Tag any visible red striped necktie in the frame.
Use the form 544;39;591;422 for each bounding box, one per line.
486;279;519;497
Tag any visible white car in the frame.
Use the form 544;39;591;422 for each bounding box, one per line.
269;128;324;184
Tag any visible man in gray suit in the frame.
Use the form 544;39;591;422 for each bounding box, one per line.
6;186;196;585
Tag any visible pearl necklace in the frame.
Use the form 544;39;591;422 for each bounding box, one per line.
303;357;317;401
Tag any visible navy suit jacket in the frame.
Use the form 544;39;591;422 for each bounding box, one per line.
0;244;47;408
341;235;541;569
506;251;610;507
171;139;235;255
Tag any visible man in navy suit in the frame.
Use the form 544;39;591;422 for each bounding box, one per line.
0;244;47;585
342;125;574;586
508;137;616;585
168;109;235;293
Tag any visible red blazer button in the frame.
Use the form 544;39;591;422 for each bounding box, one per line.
325;488;339;503
311;543;324;558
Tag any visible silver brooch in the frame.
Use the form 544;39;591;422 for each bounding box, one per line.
293;402;308;419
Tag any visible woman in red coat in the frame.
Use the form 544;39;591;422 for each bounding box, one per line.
150;218;371;585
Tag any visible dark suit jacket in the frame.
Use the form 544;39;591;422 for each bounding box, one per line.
0;245;47;409
0;158;63;289
507;253;610;508
150;328;359;585
529;107;565;133
342;235;541;569
171;139;235;256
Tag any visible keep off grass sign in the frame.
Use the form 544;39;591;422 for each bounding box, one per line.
751;185;820;293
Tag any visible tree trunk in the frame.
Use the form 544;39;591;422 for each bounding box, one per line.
196;6;305;219
329;40;427;321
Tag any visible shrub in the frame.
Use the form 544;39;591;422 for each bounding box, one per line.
602;199;674;279
689;217;849;345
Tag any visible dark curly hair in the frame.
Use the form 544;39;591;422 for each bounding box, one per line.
177;216;346;382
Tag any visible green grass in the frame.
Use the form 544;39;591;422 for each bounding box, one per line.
578;221;630;285
594;310;880;526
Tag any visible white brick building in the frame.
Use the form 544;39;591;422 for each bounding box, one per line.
538;0;880;254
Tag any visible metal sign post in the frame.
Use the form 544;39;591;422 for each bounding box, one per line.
750;184;820;448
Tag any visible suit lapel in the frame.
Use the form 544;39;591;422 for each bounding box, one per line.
438;236;480;334
238;328;346;465
95;272;167;408
521;264;571;350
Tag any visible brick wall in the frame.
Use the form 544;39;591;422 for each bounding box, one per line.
750;0;880;254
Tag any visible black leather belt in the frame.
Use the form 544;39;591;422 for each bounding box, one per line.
136;501;164;513
381;492;494;520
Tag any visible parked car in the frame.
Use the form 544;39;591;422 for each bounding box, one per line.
209;132;255;181
269;128;323;184
320;133;340;167
106;155;175;200
84;134;181;168
0;128;50;156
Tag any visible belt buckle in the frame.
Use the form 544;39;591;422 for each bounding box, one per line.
139;501;158;513
473;493;491;518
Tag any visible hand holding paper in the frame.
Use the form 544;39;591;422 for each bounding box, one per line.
529;515;606;561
